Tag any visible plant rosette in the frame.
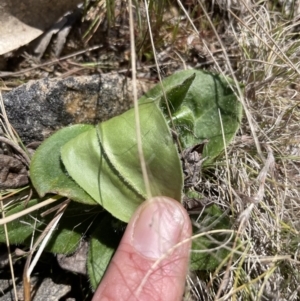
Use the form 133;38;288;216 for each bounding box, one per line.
1;69;242;289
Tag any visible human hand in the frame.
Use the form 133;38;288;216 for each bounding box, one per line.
92;196;192;301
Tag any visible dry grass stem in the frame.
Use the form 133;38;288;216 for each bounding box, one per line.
129;0;151;199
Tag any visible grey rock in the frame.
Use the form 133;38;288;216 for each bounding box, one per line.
57;240;88;275
0;277;71;301
2;74;151;144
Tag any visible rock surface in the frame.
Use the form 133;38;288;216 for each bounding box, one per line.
0;277;71;301
2;74;151;144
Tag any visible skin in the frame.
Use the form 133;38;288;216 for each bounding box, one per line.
92;196;192;301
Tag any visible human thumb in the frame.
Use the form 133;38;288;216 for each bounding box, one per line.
92;196;192;301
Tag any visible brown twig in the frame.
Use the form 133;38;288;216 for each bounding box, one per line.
0;45;103;78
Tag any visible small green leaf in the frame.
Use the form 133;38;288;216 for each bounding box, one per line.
87;215;122;290
0;199;42;244
140;70;243;165
46;202;103;254
0;199;103;255
158;73;196;114
30;124;97;205
190;204;234;271
61;101;183;222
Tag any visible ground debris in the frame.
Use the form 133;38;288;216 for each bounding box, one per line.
0;154;28;189
180;140;208;188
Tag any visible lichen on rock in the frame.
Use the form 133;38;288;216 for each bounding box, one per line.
2;74;151;144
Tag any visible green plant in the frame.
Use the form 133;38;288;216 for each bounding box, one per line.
0;69;242;289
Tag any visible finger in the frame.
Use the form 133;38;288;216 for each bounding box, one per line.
92;196;192;301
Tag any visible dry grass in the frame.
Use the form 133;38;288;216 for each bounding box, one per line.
181;1;300;300
1;0;300;300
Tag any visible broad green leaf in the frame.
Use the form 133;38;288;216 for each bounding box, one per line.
189;204;234;271
61;101;183;222
87;215;122;290
140;70;243;165
30;124;97;205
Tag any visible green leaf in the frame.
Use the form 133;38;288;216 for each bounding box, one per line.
87;215;122;290
140;70;243;165
0;199;103;255
158;73;196;115
0;199;42;244
61;101;183;222
46;202;103;254
189;204;234;271
30;124;97;205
